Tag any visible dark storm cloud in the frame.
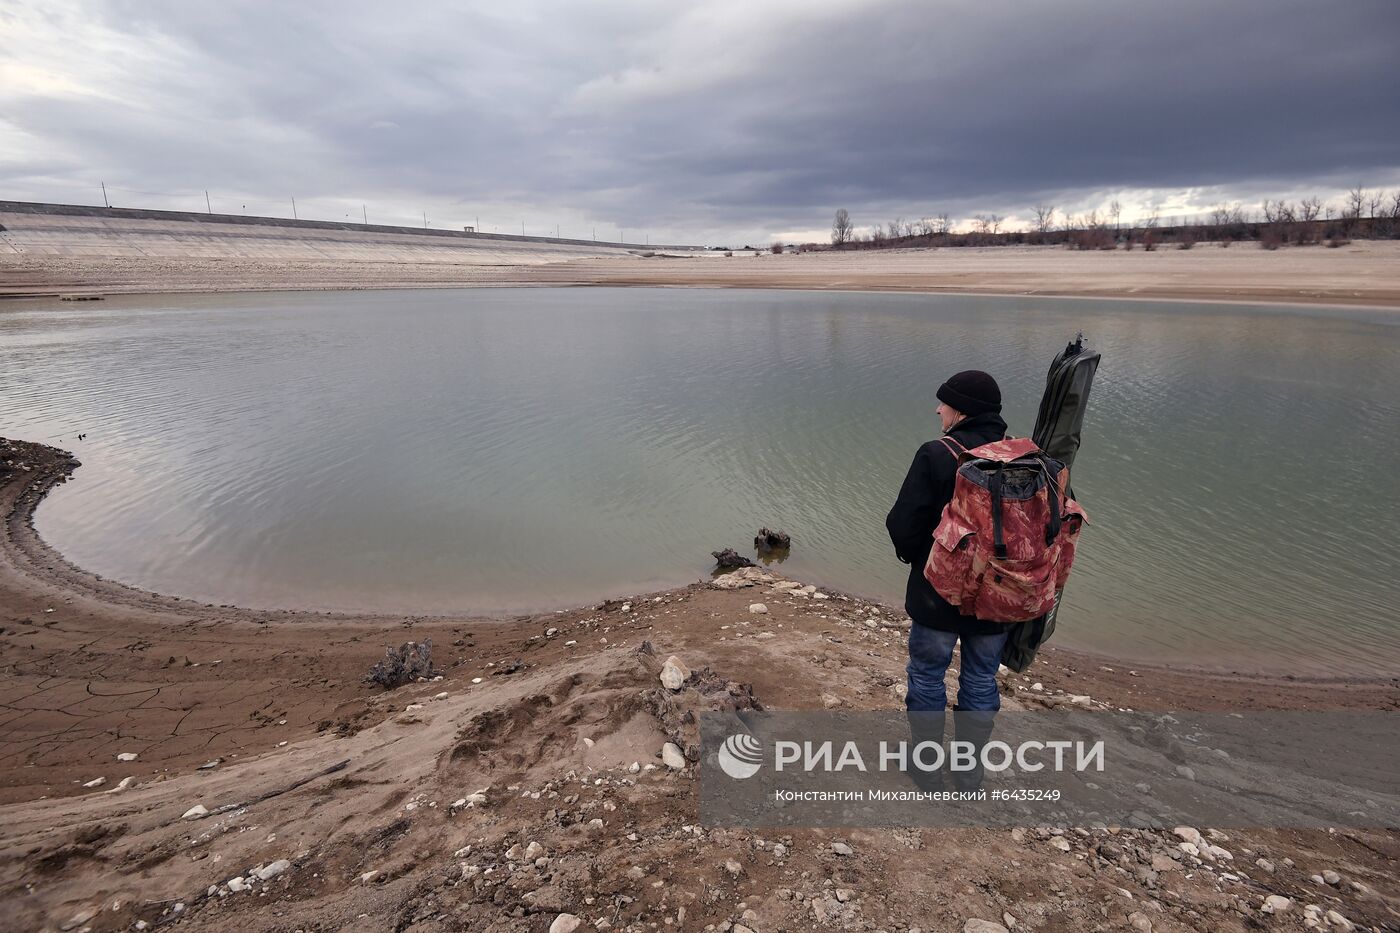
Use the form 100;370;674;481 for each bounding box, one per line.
3;0;1397;241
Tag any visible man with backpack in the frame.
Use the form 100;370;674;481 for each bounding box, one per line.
886;369;1011;716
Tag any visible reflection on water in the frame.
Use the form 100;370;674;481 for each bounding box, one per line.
1;288;1397;675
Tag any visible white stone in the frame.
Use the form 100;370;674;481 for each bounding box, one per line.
227;877;248;893
116;752;138;762
106;776;134;793
82;776;105;788
1127;912;1152;932
433;692;448;700
359;870;379;883
963;921;1010;933
1262;895;1291;914
830;842;853;856
1049;837;1071;852
1172;826;1202;845
524;841;544;860
256;859;290;880
661;742;686;769
549;914;583;933
748;603;768;614
1069;694;1092;706
182;804;209;820
659;656;691;690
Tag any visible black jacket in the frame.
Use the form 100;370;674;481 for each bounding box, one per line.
886;412;1008;635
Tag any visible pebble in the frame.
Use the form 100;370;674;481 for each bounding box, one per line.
660;656;691;690
1127;912;1152;932
661;742;687;769
1255;858;1276;873
116;752;138;762
1049;837;1071;852
549;914;583;933
963;921;1009;933
1325;909;1353;931
1172;827;1202;845
725;860;743;877
182;804;209;820
227;877;249;893
106;776;135;793
525;841;544;860
82;776;106;788
359;870;379;883
830;842;853;856
256;859;290;880
1262;895;1291;914
1322;869;1341;886
748;603;768;614
821;693;844;709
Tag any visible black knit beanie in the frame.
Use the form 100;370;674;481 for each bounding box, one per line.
937;369;1002;416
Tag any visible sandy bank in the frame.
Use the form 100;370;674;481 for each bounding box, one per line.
5;241;1400;309
2;437;1397;931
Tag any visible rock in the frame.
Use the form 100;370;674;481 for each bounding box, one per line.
835;888;853;903
712;548;755;569
748;603;768;614
182;804;209;820
1172;827;1202;846
106;776;135;793
227;876;248;893
734;925;756;933
1322;869;1341;886
660;656;691;690
1255;858;1276;873
661;742;687;769
963;921;1009;933
724;859;743;877
830;842;853;856
525;841;544;860
366;639;434;689
1176;765;1196;781
198;758;222;770
1068;694;1092;706
773;843;787;858
820;693;844;709
82;776;105;788
1261;895;1292;914
1203;844;1233;861
256;859;290;880
546;627;559;637
1049;837;1071;852
61;909;96;930
711;566;770;589
754;527;791;551
116;752;138;762
1151;854;1179;872
549;914;583;933
1127;912;1152;931
359;870;380;883
1325;909;1353;931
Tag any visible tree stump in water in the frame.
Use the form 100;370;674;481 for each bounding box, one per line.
711;548;754;569
754;527;791;552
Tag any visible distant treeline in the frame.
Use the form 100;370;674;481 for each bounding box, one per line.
758;187;1400;253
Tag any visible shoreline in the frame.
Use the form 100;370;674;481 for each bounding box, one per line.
6;436;1392;687
5;240;1400;310
3;435;1398;931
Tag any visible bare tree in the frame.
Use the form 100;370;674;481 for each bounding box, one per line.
1109;199;1122;231
831;208;853;246
1346;186;1367;221
887;218;904;241
1032;204;1056;234
934;213;952;236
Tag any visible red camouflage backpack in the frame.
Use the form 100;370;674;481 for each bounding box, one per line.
923;436;1088;623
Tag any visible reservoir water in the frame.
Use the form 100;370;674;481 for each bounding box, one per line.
2;287;1397;675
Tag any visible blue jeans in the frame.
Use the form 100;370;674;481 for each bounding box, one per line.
905;624;1009;712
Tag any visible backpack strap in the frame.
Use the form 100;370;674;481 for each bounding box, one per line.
989;464;1008;559
937;436;967;459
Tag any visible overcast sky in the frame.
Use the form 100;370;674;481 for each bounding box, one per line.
3;0;1398;245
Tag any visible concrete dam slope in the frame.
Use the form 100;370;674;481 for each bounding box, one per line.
0;201;709;297
0;200;697;264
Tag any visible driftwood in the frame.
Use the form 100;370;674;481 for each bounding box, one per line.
711;548;754;569
366;640;434;689
754;527;791;551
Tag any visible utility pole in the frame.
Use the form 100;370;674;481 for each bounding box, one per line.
291;196;297;220
101;182;109;208
423;211;428;229
205;190;212;214
521;221;526;236
363;205;367;225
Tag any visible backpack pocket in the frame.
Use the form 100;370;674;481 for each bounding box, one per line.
972;554;1057;622
925;518;978;608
